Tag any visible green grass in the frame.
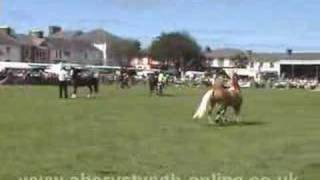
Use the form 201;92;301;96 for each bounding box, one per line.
0;85;320;180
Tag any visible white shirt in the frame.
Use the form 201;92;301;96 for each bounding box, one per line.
158;73;164;82
93;71;99;78
58;69;68;81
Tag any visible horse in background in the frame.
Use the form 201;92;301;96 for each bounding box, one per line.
119;71;130;89
70;67;99;98
148;72;166;96
148;73;158;96
193;73;243;125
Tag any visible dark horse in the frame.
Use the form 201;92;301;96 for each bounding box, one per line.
70;67;99;98
148;72;164;96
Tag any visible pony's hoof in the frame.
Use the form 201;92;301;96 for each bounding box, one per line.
71;94;77;99
208;121;215;126
87;94;91;98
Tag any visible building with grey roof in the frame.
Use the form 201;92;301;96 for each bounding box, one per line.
0;27;21;62
46;37;103;65
205;48;320;80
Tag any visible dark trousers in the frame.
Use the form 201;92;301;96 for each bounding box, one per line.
59;81;68;98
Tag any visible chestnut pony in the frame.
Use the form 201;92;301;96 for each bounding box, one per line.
193;73;243;124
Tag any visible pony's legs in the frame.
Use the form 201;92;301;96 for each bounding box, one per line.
87;85;93;98
233;104;242;122
72;84;77;98
94;79;99;93
233;96;243;122
149;83;155;96
207;101;215;124
215;104;227;124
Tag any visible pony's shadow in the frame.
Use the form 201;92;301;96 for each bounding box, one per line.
207;121;268;127
236;121;268;126
149;94;176;98
159;94;176;97
69;96;97;100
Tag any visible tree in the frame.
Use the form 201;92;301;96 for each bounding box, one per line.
149;32;201;74
111;39;141;65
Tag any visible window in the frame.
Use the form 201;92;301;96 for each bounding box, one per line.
6;47;11;54
64;51;71;57
250;62;254;68
270;62;274;68
40;51;44;59
84;52;88;59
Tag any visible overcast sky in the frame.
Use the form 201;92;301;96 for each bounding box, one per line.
1;0;320;52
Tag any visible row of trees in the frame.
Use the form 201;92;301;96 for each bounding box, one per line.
117;31;248;71
111;39;141;65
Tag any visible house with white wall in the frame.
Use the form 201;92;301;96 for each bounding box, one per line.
204;48;282;80
204;48;245;68
130;56;161;70
205;48;320;80
245;53;282;80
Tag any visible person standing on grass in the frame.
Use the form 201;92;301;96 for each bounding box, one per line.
58;67;69;99
157;71;165;95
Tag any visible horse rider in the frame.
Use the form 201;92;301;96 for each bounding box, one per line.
58;66;69;99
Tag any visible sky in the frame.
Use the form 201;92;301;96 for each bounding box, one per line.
1;0;320;52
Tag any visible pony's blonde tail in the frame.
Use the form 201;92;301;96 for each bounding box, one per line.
193;89;213;119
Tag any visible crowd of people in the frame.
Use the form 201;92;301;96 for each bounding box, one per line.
1;65;320;100
178;71;320;90
273;77;319;89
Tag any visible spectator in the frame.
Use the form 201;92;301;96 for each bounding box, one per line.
58;67;69;99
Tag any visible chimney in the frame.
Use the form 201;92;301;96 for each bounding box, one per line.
49;26;62;36
287;49;293;56
246;50;253;61
0;26;13;36
29;29;44;38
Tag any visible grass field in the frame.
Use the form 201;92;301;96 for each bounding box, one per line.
0;85;320;180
